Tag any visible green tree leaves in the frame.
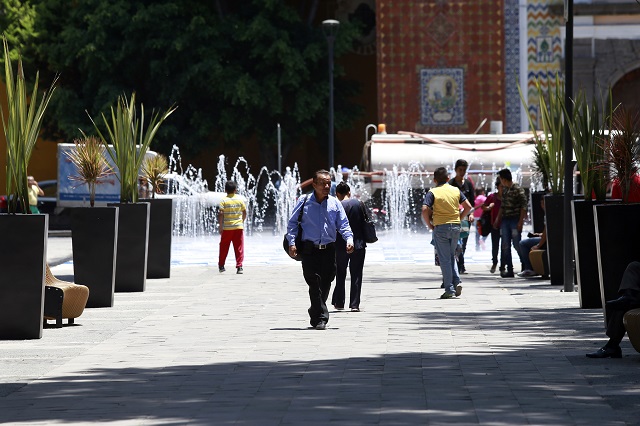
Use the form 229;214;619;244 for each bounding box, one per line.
7;0;361;167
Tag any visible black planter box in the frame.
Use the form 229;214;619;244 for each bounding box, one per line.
0;214;48;339
544;194;573;286
594;203;640;317
572;199;619;309
141;198;174;279
530;191;547;234
71;207;119;308
108;202;150;292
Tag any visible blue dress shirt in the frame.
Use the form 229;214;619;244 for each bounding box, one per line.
287;193;353;246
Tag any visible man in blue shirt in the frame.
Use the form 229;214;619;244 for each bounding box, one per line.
287;170;354;330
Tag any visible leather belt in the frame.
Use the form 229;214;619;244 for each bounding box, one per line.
308;242;334;250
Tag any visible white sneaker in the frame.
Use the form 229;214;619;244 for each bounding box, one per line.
517;269;537;277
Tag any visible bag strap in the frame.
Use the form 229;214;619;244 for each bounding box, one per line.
359;200;370;221
296;194;308;236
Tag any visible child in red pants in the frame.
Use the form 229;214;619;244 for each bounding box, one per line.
218;181;247;274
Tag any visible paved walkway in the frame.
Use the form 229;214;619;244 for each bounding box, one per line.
1;234;639;425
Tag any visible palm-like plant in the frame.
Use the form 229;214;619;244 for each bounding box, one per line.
65;136;114;207
600;107;640;203
564;89;614;201
140;154;168;198
519;74;565;194
88;93;176;203
1;38;58;214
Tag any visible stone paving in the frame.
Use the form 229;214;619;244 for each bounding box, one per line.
0;232;639;425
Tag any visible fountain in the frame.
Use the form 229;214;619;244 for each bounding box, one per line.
164;145;530;238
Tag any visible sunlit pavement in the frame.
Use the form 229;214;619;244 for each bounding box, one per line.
0;233;638;425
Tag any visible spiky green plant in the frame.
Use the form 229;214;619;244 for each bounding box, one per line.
518;74;565;194
599;107;640;203
564;88;615;201
65;135;114;207
140;154;168;198
88;93;176;203
1;38;57;214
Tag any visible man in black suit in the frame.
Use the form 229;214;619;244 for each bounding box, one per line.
331;182;368;312
587;261;640;358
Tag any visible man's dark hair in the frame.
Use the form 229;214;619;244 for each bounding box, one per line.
455;159;468;169
225;180;237;194
495;176;501;189
498;168;512;181
433;167;449;184
313;169;330;182
336;181;350;195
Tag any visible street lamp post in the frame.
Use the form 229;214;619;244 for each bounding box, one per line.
563;0;574;293
322;19;340;169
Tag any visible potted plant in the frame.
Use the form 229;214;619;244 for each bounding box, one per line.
520;75;567;285
88;93;175;292
66;136;119;307
140;154;174;278
594;106;640;316
0;39;57;339
566;89;614;308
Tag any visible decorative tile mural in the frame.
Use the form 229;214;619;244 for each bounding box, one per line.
420;68;465;126
377;1;504;134
504;0;521;133
526;0;563;125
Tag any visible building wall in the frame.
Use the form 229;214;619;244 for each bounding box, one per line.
376;0;506;135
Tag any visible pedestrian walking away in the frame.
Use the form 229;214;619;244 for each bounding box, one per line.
423;166;473;299
286;170;354;330
494;168;527;278
331;181;369;312
482;177;504;274
218;181;247;274
448;159;475;274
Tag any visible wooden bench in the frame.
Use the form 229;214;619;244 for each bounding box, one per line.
624;308;640;353
43;264;89;327
529;249;549;279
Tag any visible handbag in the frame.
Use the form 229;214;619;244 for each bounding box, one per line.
359;201;378;244
282;195;308;261
479;210;492;237
460;219;470;239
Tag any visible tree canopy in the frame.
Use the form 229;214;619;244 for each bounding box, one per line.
2;0;362;167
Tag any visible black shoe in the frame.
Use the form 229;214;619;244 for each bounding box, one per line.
605;295;640;311
236;267;243;274
500;271;514;278
490;263;497;273
315;321;327;330
219;266;225;273
586;346;622;358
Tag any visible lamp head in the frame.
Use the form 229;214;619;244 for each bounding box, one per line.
322;19;340;37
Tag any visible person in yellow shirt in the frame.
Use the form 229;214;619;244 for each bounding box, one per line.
27;176;44;214
422;167;473;299
217;181;247;274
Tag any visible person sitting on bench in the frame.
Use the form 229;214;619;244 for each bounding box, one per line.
586;261;640;358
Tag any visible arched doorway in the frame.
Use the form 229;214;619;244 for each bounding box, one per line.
612;67;640;111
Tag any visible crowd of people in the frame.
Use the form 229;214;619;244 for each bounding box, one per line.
223;164;639;358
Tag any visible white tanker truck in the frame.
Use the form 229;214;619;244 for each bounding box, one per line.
357;129;539;193
345;128;543;231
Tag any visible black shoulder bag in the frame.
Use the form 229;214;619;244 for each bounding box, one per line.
359;201;378;244
282;195;308;261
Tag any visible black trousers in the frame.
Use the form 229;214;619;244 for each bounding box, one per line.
301;245;337;327
490;228;503;269
332;248;366;309
457;236;468;271
606;261;640;346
